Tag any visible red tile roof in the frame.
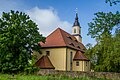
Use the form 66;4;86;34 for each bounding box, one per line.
40;28;86;52
35;55;55;69
73;51;89;61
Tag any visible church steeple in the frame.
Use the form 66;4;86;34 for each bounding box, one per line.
72;9;82;42
73;13;80;27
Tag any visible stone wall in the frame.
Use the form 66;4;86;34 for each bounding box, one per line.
37;69;120;80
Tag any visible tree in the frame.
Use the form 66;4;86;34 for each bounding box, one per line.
105;0;120;6
85;43;96;70
88;11;120;39
0;10;45;73
86;11;120;72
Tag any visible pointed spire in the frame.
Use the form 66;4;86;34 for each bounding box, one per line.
73;8;80;27
75;8;78;20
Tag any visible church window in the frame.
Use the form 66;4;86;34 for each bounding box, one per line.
76;61;79;66
86;61;87;66
74;29;76;33
46;51;50;56
70;52;73;63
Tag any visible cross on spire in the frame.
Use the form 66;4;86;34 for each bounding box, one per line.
75;8;78;14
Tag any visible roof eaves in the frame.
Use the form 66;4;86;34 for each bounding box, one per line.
73;59;90;61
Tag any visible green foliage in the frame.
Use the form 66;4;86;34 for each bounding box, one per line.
24;66;40;74
0;10;45;73
86;11;120;72
88;11;120;39
105;0;120;6
85;43;96;69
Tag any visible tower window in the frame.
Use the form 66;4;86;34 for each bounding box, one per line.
46;51;50;56
74;29;76;33
76;61;79;66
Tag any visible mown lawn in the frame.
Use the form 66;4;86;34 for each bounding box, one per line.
0;73;109;80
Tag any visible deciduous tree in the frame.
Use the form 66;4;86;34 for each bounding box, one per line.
86;11;120;72
0;10;45;73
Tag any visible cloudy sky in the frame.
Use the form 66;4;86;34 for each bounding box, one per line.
0;0;119;46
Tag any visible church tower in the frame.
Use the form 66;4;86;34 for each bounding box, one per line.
72;12;82;42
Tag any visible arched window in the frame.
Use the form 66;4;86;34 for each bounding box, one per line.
74;28;76;33
76;61;79;66
86;61;87;66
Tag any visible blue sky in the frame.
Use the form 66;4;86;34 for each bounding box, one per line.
0;0;120;46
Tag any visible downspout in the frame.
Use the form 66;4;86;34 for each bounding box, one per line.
66;47;67;71
82;61;83;71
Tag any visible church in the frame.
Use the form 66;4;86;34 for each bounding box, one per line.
34;12;90;71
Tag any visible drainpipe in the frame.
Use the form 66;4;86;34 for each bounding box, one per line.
66;47;67;71
82;61;83;71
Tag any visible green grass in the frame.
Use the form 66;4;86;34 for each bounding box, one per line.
0;73;109;80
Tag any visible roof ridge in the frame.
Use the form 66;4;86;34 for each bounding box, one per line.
44;55;55;68
47;56;55;68
46;28;58;38
43;56;45;66
59;28;68;46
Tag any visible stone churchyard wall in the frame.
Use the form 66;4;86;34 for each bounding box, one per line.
37;69;120;80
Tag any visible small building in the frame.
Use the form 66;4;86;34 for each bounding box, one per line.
34;13;90;71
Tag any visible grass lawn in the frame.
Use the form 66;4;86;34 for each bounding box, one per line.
0;73;109;80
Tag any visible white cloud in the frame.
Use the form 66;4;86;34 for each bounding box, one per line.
26;7;72;36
